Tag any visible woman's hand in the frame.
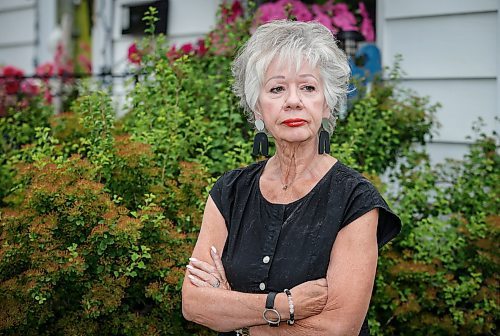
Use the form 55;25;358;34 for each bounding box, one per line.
290;278;328;320
187;246;231;290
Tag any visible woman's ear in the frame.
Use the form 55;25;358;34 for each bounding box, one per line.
322;102;330;119
253;103;262;120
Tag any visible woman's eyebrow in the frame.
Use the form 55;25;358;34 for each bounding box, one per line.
265;75;285;84
299;74;319;81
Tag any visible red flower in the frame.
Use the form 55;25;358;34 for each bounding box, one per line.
44;88;53;104
196;39;208;56
221;0;244;24
229;1;244;23
2;65;25;95
128;43;142;64
180;43;194;54
166;45;180;61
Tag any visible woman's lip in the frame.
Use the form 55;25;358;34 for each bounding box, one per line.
283;119;307;127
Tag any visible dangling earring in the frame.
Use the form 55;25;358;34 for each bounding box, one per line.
252;119;269;157
318;118;330;154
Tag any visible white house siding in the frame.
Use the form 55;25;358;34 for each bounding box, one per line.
0;0;56;73
92;0;222;116
0;0;36;71
0;0;220;115
377;0;499;164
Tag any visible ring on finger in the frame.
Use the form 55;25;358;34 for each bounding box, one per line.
212;278;220;288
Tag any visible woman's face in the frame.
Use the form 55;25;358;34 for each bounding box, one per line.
257;58;330;145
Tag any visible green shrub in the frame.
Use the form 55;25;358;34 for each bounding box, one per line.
332;60;439;175
122;45;253;177
0;86;213;335
0;96;53;206
369;124;499;335
0;154;210;335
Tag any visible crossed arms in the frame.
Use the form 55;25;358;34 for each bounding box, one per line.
182;196;379;335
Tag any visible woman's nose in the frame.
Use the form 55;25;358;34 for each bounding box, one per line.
284;88;303;110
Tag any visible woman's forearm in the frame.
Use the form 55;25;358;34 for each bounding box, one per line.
249;308;360;336
182;280;290;332
182;253;327;332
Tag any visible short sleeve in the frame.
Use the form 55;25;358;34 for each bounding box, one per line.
341;182;401;249
208;173;229;226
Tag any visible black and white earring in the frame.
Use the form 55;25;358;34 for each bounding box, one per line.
318;118;330;154
252;119;269;157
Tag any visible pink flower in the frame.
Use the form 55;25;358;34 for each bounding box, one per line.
36;62;54;81
311;4;336;32
275;0;313;21
54;43;64;65
359;2;374;41
127;43;141;64
321;0;337;13
20;79;40;96
331;3;358;31
78;54;92;73
257;3;286;23
58;59;74;80
19;98;29;109
208;31;232;56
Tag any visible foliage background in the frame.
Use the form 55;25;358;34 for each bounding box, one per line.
0;2;498;335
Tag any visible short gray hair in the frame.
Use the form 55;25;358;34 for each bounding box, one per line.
232;20;350;133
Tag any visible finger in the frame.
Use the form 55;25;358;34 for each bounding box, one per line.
189;257;217;275
187;265;220;286
187;274;211;287
210;247;231;290
210;246;228;282
317;278;327;287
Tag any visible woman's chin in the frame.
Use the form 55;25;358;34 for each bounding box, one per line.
274;133;315;146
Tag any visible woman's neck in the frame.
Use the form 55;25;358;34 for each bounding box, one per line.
270;139;331;191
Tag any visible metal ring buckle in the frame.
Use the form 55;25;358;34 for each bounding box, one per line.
263;308;281;326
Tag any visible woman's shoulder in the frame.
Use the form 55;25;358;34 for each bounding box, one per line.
211;160;266;193
331;161;373;190
209;160;265;214
217;160;266;185
333;161;402;247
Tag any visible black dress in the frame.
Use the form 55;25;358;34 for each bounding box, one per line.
209;160;401;335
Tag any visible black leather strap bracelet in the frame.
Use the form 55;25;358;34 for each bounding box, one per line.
263;292;280;327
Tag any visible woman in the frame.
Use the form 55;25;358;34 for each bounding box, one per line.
182;20;401;335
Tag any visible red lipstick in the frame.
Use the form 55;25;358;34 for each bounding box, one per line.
283;118;307;127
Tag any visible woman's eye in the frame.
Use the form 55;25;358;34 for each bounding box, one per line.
302;85;316;92
270;86;285;94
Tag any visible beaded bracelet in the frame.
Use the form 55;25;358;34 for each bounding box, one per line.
283;289;295;325
235;327;250;335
